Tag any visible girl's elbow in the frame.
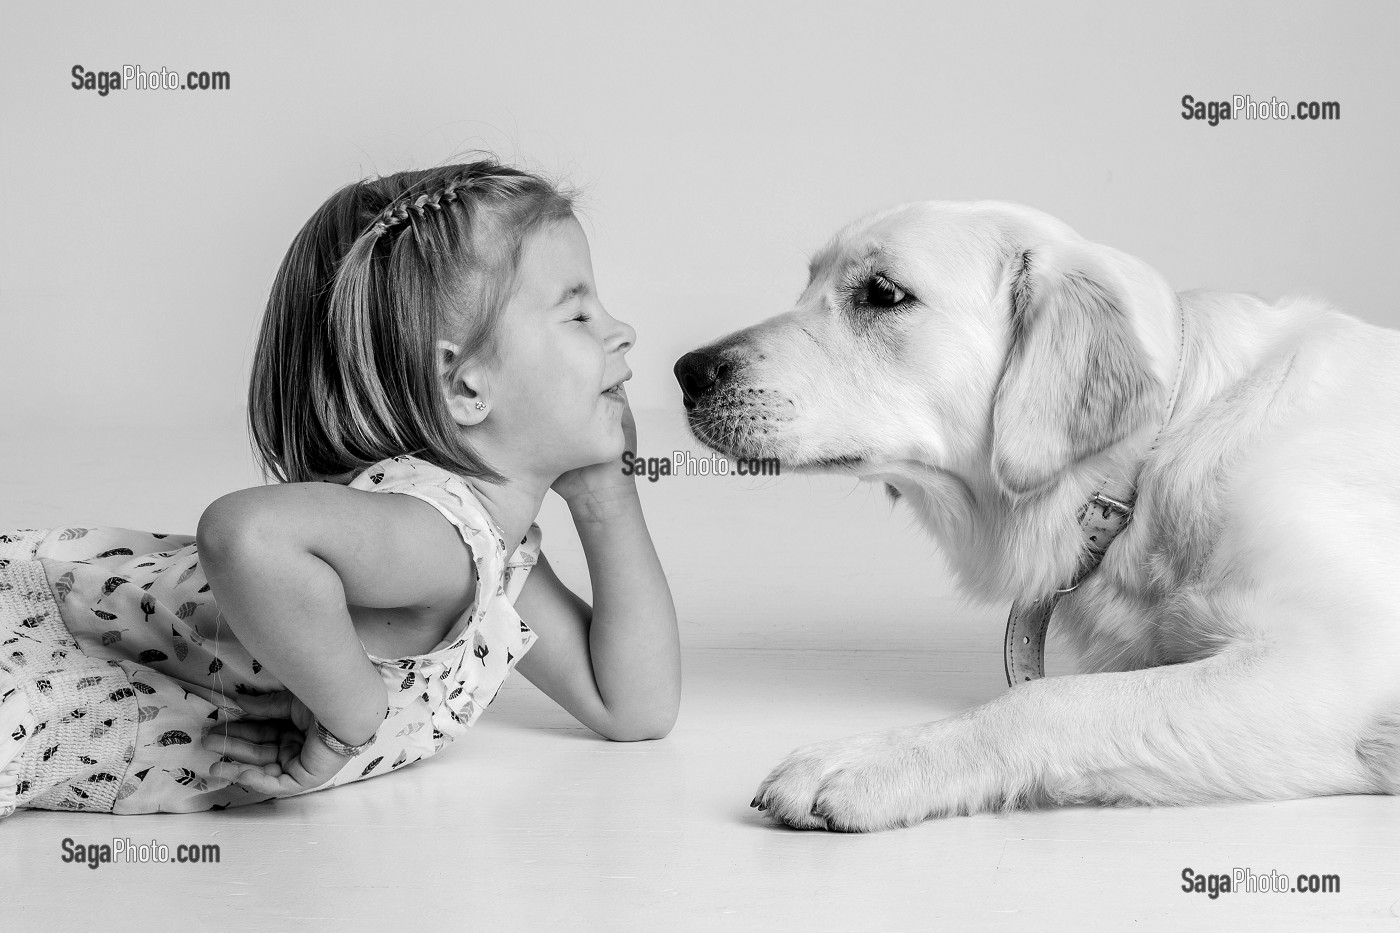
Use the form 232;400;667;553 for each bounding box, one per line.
599;704;679;742
197;491;294;569
600;724;670;743
197;492;258;560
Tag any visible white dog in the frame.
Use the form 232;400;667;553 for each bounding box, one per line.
674;201;1400;832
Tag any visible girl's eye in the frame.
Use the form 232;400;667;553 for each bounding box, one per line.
861;274;910;309
572;312;592;324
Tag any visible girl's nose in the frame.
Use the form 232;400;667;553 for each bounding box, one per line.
608;312;636;352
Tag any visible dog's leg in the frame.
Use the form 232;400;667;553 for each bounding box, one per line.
753;645;1385;831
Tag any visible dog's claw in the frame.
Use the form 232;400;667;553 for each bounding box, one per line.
749;797;758;808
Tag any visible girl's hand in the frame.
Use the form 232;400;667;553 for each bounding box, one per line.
551;389;639;510
204;691;352;796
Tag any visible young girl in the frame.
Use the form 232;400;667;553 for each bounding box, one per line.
0;160;680;815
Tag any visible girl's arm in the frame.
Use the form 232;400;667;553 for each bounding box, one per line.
196;483;478;788
513;403;681;741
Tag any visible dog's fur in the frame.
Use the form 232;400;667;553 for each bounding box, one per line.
676;201;1400;831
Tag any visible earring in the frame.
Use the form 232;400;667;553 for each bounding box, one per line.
474;401;487;411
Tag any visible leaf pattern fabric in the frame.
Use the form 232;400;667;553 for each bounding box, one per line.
0;456;541;816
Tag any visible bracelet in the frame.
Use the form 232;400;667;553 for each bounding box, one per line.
313;718;379;757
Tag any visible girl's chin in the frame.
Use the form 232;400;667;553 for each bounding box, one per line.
546;413;626;472
598;434;628;463
574;431;627;469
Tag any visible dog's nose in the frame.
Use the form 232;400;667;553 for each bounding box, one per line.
674;350;731;409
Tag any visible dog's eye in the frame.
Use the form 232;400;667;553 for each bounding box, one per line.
861;274;909;309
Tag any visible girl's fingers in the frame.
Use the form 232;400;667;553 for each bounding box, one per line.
210;759;300;796
204;712;335;795
207;719;286;744
235;691;295;719
202;732;285;766
208;743;330;795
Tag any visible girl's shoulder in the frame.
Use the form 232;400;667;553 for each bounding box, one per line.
345;455;542;598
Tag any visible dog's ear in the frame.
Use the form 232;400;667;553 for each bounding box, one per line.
991;248;1159;496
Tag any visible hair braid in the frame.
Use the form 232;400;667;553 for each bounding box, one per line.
364;171;475;239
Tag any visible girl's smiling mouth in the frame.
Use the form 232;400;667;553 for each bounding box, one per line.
602;374;631;399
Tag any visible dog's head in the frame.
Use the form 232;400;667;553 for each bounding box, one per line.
675;202;1178;497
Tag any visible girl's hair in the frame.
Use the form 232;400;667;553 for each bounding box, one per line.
249;159;575;484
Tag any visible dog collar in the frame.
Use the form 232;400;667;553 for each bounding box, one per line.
1003;490;1135;685
1003;298;1186;687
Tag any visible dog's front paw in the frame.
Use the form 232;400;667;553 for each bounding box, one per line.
752;724;947;832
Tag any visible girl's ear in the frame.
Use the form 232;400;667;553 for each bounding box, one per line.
437;340;490;426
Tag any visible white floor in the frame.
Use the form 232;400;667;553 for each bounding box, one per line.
1;407;1397;931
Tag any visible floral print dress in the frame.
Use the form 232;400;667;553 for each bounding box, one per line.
0;455;540;815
